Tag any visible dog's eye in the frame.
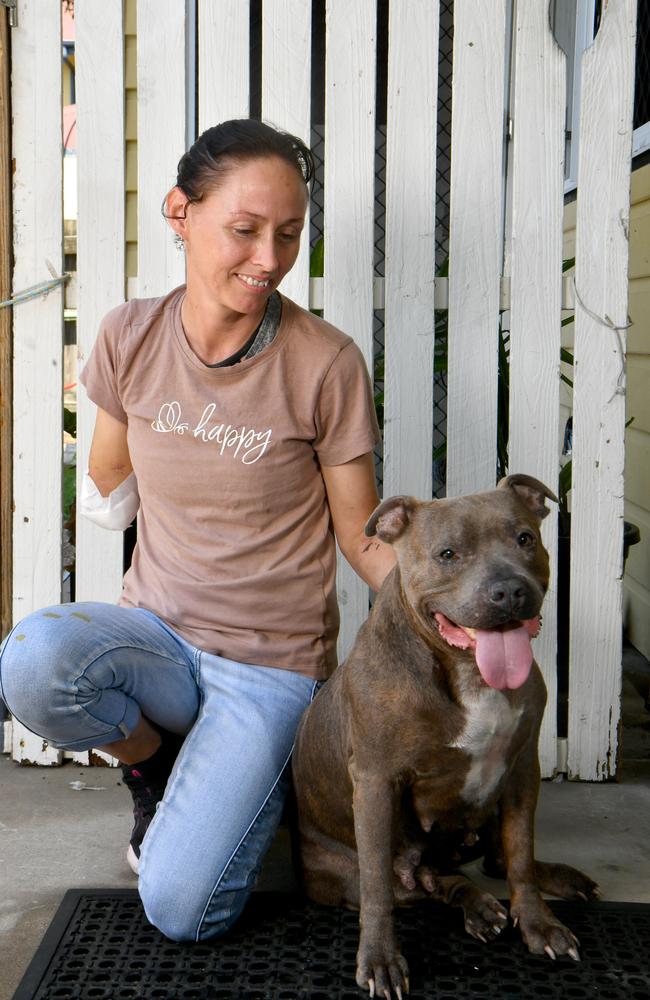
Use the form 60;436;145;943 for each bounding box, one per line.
517;531;535;547
439;548;456;560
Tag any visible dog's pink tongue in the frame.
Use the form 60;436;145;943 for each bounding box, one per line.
475;625;533;690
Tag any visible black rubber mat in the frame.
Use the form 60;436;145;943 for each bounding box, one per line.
12;890;650;1000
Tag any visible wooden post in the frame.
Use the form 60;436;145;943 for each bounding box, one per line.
324;0;376;660
445;0;507;497
568;0;637;780
507;0;566;778
10;0;64;764
382;0;438;500
0;8;12;641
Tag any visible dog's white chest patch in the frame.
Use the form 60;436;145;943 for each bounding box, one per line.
449;690;522;807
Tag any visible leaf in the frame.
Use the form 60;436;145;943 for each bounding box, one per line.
310;237;324;278
558;460;572;509
63;464;76;522
63;407;77;438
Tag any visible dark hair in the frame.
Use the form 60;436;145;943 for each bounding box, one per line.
174;119;314;206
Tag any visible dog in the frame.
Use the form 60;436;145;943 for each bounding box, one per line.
292;474;599;997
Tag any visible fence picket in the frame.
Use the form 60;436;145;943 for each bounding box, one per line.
5;2;638;780
382;0;438;500
568;0;637;780
70;1;128;768
75;1;125;609
262;0;311;308
508;1;566;777
324;0;376;658
198;0;250;132
10;0;64;764
446;0;507;497
137;0;187;297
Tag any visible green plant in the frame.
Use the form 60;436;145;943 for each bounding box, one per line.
63;406;76;525
309;237;324;320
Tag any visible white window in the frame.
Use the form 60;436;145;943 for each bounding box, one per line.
554;0;650;194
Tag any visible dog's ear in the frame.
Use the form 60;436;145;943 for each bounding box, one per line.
365;496;416;542
498;474;558;520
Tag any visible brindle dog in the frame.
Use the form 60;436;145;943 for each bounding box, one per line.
292;475;599;998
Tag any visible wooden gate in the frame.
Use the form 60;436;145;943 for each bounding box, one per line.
2;0;637;779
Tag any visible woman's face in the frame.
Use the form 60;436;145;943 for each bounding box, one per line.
178;156;308;316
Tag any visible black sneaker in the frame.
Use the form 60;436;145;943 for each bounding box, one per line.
120;764;169;874
120;732;184;874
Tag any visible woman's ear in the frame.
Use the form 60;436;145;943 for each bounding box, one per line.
163;186;191;241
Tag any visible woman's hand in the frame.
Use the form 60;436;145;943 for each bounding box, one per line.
88;407;133;496
321;452;396;592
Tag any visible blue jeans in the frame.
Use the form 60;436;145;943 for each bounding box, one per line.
0;602;320;941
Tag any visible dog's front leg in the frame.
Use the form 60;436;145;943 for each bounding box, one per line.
500;757;580;961
350;760;409;999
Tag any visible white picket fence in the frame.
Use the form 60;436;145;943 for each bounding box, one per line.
6;0;637;779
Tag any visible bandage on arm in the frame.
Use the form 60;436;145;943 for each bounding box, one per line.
79;471;140;530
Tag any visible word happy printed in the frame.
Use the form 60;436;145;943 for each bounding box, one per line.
151;401;272;464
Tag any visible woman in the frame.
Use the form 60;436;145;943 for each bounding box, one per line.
0;120;395;942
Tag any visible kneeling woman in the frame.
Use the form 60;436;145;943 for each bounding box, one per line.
0;119;394;942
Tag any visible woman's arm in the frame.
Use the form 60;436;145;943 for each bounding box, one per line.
88;407;133;496
321;452;396;592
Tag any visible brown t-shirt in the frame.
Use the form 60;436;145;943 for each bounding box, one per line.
80;286;380;679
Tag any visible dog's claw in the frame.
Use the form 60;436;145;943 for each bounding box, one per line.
544;945;557;960
368;979;375;998
568;947;581;962
396;988;403;1000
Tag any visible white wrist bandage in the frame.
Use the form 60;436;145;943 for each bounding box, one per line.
79;471;140;531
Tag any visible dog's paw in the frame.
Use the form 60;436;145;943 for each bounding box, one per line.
534;861;601;902
356;944;410;999
513;900;581;962
462;893;509;943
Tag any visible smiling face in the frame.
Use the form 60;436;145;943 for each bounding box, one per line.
367;487;553;690
168;155;308;319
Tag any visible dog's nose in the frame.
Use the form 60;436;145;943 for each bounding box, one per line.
488;578;528;615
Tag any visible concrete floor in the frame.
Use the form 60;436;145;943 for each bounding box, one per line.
1;668;649;1000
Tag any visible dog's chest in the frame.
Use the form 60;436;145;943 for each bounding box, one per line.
447;689;523;808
